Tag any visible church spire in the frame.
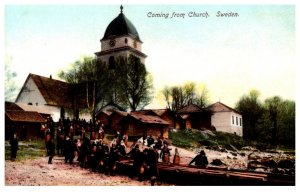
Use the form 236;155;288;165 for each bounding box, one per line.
120;5;123;13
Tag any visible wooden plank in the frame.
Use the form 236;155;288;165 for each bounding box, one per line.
116;160;294;185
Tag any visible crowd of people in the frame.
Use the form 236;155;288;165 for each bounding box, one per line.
42;117;191;186
9;116;208;186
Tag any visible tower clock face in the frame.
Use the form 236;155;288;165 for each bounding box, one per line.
109;39;116;47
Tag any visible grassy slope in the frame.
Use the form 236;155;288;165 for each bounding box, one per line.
5;139;46;161
169;129;245;150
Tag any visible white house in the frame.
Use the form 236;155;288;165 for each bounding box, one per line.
206;102;243;137
15;73;89;122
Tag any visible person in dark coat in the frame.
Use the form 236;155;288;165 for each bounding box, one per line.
46;139;55;164
146;147;159;186
64;136;75;164
128;144;145;181
56;127;64;155
147;135;155;147
10;133;19;161
78;137;91;167
189;150;208;167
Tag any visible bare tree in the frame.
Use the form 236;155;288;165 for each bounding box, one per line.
162;82;210;112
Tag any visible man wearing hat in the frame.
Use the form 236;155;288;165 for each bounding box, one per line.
189;150;208;167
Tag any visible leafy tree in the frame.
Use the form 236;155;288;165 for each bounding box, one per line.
58;61;81;84
263;97;295;147
264;96;282;145
235;90;264;141
5;63;18;101
58;56;109;127
277;100;295;147
236;90;295;148
114;55;153;111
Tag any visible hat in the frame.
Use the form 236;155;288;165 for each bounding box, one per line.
200;150;205;155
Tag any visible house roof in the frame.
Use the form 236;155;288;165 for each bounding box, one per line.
5;110;47;123
151;109;170;116
206;102;241;114
15;73;90;109
5;102;23;111
30;74;72;107
98;111;113;116
16;103;52;115
177;104;206;114
112;110;128;117
15;74;72;108
96;102;126;117
128;113;169;125
131;110;156;116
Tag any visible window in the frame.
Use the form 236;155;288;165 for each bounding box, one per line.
232;116;234;124
28;102;32;105
108;56;115;69
240;118;242;126
125;38;128;44
236;117;238;125
133;40;137;48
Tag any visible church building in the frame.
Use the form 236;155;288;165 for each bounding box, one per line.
14;5;148;122
11;5;243;139
95;5;147;68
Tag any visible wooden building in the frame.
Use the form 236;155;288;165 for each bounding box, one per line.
109;110;128;132
97;111;113;130
5;110;46;140
177;104;212;130
120;113;170;139
151;109;175;128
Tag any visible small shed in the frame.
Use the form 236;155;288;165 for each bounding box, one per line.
120;113;170;139
5;110;47;140
110;110;128;132
177;104;212;130
151;109;175;128
97;111;112;130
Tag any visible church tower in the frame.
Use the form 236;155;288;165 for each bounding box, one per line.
95;5;147;68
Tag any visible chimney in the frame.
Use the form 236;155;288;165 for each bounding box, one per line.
50;75;52;79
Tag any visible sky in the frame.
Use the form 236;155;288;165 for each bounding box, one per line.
4;3;296;109
1;1;299;192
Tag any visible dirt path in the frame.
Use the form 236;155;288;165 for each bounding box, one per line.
5;156;170;186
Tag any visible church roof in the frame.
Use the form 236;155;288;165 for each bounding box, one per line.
102;6;141;41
